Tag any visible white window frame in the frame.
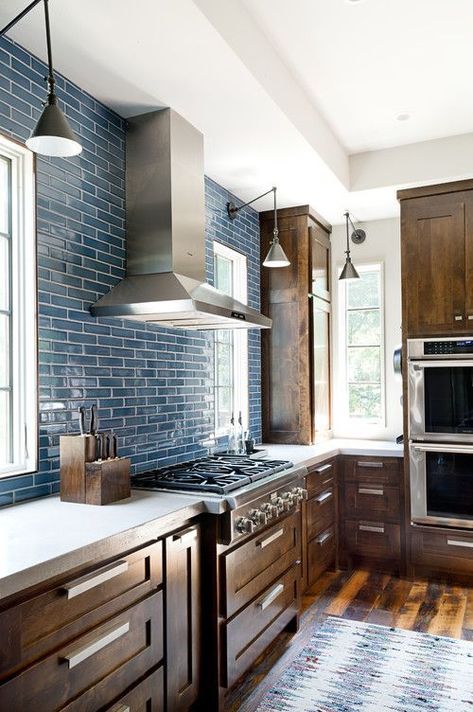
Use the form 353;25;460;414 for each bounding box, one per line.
0;133;37;478
337;261;385;432
213;241;249;435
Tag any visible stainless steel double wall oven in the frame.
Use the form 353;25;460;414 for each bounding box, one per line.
408;337;473;528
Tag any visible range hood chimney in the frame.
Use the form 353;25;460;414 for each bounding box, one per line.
90;109;271;330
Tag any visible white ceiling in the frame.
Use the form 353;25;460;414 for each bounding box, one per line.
243;0;473;153
1;0;473;224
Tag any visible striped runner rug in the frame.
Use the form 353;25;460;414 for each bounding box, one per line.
255;617;473;711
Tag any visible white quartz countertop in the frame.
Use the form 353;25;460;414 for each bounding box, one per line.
263;438;403;468
0;490;205;601
0;438;402;601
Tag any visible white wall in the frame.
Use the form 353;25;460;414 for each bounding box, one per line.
330;217;403;441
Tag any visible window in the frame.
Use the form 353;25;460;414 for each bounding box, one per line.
213;242;248;434
339;263;385;426
0;134;36;477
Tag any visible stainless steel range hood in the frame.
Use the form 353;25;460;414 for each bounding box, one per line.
90;109;271;330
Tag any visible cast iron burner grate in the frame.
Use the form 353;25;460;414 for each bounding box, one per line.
131;455;294;494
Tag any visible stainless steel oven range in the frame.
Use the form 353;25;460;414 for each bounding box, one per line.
408;337;473;528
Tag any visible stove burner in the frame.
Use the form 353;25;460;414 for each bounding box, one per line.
131;455;294;494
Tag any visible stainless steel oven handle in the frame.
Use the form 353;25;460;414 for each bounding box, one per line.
411;443;473;454
410;359;473;368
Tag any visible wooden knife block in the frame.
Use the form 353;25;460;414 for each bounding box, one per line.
85;458;131;505
60;435;130;505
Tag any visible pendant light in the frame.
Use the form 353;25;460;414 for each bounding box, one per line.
0;0;82;157
339;211;360;281
226;186;290;269
262;187;290;268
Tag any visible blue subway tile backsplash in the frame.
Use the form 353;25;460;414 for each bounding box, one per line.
0;36;262;504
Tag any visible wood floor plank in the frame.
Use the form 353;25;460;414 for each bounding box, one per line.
342;572;391;621
394;581;429;629
427;592;467;639
366;577;413;627
413;581;445;632
324;569;370;617
462;589;473;631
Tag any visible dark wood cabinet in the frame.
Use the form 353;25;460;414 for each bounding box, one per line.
398;179;473;337
165;524;201;712
260;205;332;444
302;458;337;590
339;455;403;574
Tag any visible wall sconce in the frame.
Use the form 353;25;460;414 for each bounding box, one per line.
0;0;82;157
227;186;290;268
339;211;366;280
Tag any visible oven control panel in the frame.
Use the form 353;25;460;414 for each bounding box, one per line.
424;339;473;355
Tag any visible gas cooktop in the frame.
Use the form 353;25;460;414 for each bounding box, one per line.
131;455;294;495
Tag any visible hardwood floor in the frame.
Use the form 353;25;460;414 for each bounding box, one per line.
225;569;473;711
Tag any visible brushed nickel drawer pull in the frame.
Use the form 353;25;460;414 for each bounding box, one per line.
314;463;332;474
109;705;130;712
173;528;198;546
359;523;385;533
468;316;473;321
62;621;130;669
356;461;384;468
358;487;384;496
257;528;284;549
316;490;333;504
63;560;128;599
316;530;334;546
447;539;473;549
258;583;284;611
454;314;463;321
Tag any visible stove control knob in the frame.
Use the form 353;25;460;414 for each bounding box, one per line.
292;487;308;502
236;517;254;534
249;508;267;526
282;492;297;510
274;497;285;514
260;502;273;518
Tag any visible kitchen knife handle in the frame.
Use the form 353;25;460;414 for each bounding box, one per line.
95;434;101;461
100;432;107;460
90;404;98;435
78;406;85;436
108;432;117;459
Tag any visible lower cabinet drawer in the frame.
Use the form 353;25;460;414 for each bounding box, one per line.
411;529;473;576
307;526;335;588
0;592;163;712
104;666;164;712
342;456;401;487
221;512;301;618
343;483;400;522
344;520;400;562
307;487;335;540
306;459;336;497
0;540;162;680
223;563;300;688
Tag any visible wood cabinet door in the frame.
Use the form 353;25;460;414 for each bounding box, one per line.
401;193;466;336
165;525;200;712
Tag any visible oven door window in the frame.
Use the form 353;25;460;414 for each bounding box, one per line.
426;452;473;520
424;367;473;434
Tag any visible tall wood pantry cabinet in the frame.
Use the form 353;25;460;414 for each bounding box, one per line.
398;179;473;338
260;205;332;444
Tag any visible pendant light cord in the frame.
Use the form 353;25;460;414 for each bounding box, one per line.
43;0;56;102
344;211;350;256
272;187;279;242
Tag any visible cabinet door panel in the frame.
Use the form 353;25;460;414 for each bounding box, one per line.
402;193;466;336
165;525;200;712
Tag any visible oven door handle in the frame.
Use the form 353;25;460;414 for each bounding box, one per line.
410;359;473;368
411;443;473;454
